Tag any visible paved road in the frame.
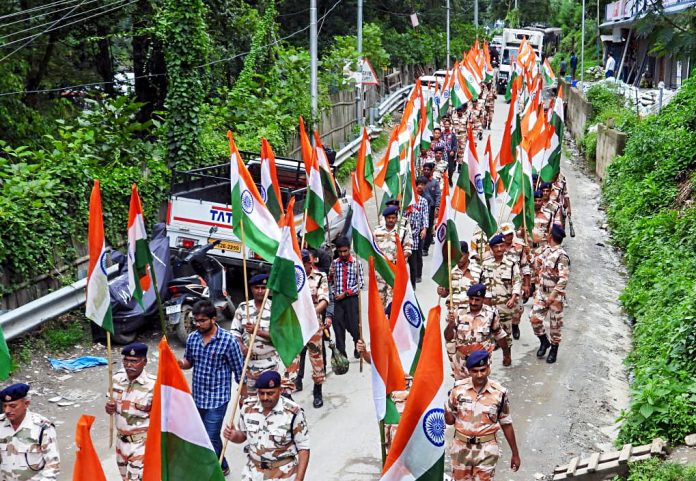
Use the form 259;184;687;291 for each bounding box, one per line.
20;95;632;480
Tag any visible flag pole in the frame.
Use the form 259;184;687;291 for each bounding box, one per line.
358;288;364;372
241;219;251;336
147;254;167;335
447;238;454;311
220;287;271;463
379;420;387;466
106;331;114;448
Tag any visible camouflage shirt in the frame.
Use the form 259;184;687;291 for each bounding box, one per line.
532;201;562;244
111;368;155;436
450;266;479;309
506;238;531;277
239;395;310;463
550;174;568;204
307;270;330;324
374;225;413;261
534;244;570;296
446;378;512;437
0;411;60;481
481;255;522;305
232;300;277;359
453;304;507;354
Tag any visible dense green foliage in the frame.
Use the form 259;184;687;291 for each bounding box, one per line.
612;458;696;481
602;76;696;444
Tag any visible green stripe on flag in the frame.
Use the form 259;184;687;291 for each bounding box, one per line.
304;189;326;249
416;454;445;481
266;189;283;223
432;219;462;289
319;168;339;213
353;233;394;287
161;432;225;481
268;256;305;366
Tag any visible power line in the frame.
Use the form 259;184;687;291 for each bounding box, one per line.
1;0;122;40
0;0;345;96
0;0;82;22
0;0;87;64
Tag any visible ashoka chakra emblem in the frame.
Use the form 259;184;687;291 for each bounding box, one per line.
436;224;447;243
474;174;484;195
422;408;446;447
258;185;267;203
241;190;254;214
294;265;306;292
403;301;422;328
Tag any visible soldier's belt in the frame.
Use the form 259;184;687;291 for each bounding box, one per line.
249;456;295;470
118;432;148;443
454;431;497;444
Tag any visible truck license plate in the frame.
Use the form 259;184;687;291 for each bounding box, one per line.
208;238;241;253
165;304;182;315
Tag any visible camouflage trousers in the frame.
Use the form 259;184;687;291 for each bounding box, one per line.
242;458;298;481
529;290;565;345
245;356;298;397
494;302;514;346
511;298;524;326
306;329;325;385
450;438;500;481
384;423;398;453
377;278;393;307
116;438;145;481
446;339;457;377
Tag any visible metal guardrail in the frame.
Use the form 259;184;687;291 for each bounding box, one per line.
333;84;413;167
0;265;118;342
0;83;415;342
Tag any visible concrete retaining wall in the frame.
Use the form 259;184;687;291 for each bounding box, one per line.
596;123;628;180
561;79;594;140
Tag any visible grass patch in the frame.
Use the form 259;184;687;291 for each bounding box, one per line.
612;458;696;481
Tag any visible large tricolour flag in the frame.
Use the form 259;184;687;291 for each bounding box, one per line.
268;197;320;366
127;184;152;305
260;138;284;223
431;173;462;290
367;257;406;422
380;306;445;481
542;86;565;182
228;131;281;262
86;180;113;334
142;338;225;481
304;149;326;249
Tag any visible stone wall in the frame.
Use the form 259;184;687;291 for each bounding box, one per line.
561;79;594;140
596;123;628;180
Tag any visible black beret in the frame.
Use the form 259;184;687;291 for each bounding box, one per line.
300;249;312;262
551;224;566;240
459;241;469;253
256;370;282;389
121;342;148;358
249;273;269;286
385;198;400;206
383;205;399;217
423;162;436;169
466;350;490;369
467;283;487;297
489;234;505;246
0;383;30;402
540;182;552;189
416;176;429;185
534;189;544;198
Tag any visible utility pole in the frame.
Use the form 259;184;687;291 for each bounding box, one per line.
581;0;585;85
310;0;318;132
356;0;363;126
446;0;451;70
474;0;479;28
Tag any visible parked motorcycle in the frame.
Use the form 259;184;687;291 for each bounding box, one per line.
164;227;235;344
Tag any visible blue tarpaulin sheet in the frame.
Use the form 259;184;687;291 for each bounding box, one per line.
48;356;108;372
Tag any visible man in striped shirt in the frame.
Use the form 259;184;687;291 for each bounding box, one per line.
326;236;364;360
410;176;430;287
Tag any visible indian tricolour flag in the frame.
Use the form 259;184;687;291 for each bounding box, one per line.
314;131;342;216
482;136;500;219
431;173;462;290
375;128;401;205
390;234;423;375
142;338;225;481
357;128;374;195
542;58;556;86
508;142;535;232
380;306;445;481
304;150;326;249
367;258;406;422
351;173;395;287
127;184;152;305
268;198;319;366
260;137;284;223
228;131;281;262
452;126;497;237
86;180;113;334
499;77;522;189
541;86;565;182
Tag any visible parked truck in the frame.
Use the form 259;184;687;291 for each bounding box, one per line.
497;27;545;94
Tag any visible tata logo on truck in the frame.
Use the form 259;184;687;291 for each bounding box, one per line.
209;208;232;224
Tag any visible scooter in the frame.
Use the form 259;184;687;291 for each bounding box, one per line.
164;227;235;344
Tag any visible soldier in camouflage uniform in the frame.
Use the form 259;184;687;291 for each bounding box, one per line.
232;274;297;398
0;383;60;480
453;107;468;160
224;371;310;481
485;83;496;129
105;343;155;481
530;225;570;364
499;223;532;340
300;250;330;408
374;205;412;305
549;172;572;228
469;227;490;269
480;234;520;360
445;284;510;379
532;189;562;248
445;350;521;481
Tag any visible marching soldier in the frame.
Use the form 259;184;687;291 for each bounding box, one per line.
297;250;330;408
454;106;468;158
485;83;496;129
480;234;520;362
445;284;510;379
532;189;562;248
445;350;521;481
530;225;570;364
105;343;155;481
549;172;572;228
374;205;412;305
224;371;310;481
232;274;296;398
499;223;532;340
0;383;60;480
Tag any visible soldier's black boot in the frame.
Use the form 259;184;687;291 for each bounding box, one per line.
512;324;521;340
547;344;559;364
313;384;323;408
294;377;303;392
536;334;551;358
